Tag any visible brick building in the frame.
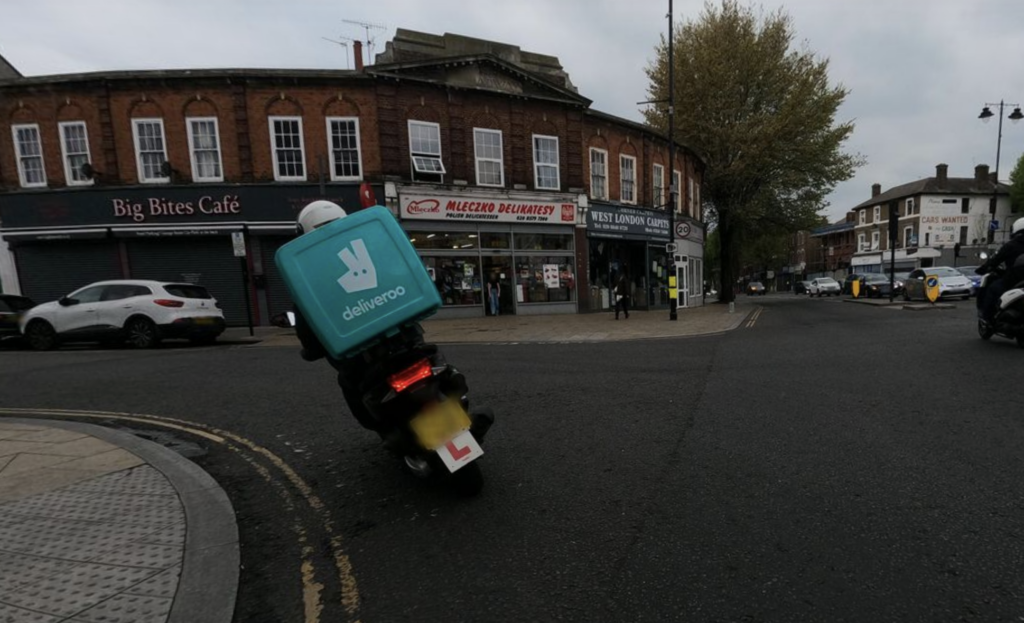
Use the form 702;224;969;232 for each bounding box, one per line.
0;29;705;324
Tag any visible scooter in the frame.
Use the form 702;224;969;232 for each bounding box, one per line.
975;261;1024;348
277;312;494;495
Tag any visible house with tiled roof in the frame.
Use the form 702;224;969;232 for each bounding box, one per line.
849;163;1014;272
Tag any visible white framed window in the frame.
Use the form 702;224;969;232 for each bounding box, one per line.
620;155;636;204
907;198;915;215
871;231;880;250
131;118;169;184
269;117;305;181
673;170;682;213
12;124;46;188
858;233;866;251
590;148;607;200
859;210;866;225
409;120;445;179
326;117;362;181
58;121;92;186
186;117;223;182
473;128;503;187
694;182;701;218
688;178;695;216
533;134;560;190
873;205;881;222
904;226;914;247
653;164;665;208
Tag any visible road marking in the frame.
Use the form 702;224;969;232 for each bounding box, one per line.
0;407;361;623
746;307;764;328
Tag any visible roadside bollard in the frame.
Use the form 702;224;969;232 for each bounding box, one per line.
729;302;735;313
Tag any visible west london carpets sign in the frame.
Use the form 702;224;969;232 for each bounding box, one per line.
586;203;670;241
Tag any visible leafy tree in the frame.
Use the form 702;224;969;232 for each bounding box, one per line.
644;1;863;302
1009;152;1024;213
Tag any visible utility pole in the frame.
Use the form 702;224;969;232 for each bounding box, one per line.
667;0;678;321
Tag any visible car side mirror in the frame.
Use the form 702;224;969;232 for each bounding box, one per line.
59;296;79;307
270;311;296;328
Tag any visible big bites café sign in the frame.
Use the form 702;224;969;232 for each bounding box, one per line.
400;193;577;224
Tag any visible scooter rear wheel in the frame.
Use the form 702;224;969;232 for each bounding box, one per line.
451;461;483;497
978;319;994;340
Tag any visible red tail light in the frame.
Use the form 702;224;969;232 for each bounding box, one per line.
387;359;433;393
154;299;184;308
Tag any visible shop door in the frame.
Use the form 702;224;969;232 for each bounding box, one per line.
126;237;248;325
14;241;122;303
677;258;690;308
482;256;515;316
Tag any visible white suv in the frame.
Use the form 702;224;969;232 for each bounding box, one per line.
20;280;225;350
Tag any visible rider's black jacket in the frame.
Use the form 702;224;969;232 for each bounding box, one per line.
979;234;1024;286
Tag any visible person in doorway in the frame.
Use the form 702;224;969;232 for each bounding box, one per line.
486;274;501;316
614;272;630;320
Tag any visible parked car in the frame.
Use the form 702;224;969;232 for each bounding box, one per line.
19;280;225;351
859;273;895;298
887;272;910;297
746;281;767;296
808;277;841;297
0;294;37;345
841;273;866;295
902;267;973;301
794;280;811;295
955;265;983;296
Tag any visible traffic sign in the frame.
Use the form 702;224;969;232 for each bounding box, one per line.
990;220;1000;232
675;222;691;238
925;274;940;303
231;231;247;257
665;242;678;253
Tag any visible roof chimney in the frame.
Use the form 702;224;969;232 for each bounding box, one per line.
354;40;364;71
936;163;948;184
871;183;881;197
975;164;990;183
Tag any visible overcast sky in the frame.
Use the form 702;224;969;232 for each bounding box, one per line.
3;0;1023;222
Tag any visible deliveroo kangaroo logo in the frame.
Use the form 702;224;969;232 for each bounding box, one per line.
337;239;378;293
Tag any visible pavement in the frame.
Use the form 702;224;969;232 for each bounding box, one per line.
0;301;752;623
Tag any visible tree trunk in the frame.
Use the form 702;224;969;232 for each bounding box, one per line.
717;209;738;303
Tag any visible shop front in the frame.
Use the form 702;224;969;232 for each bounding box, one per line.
0;183;380;325
585;202;673;311
398;189;579;318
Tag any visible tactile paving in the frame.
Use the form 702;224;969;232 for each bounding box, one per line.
0;601;60;622
0;562;162;617
123;565;181;599
72;592;173;623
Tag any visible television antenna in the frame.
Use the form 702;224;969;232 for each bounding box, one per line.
322;35;357;69
342;19;387;62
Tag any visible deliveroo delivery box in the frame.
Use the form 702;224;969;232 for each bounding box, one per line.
275;205;441;358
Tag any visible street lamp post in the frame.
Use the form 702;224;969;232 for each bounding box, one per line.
978;100;1023;242
667;0;677;321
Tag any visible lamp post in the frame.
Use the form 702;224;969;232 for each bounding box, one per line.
978;100;1023;242
667;0;677;321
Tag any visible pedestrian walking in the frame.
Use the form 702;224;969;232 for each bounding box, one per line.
614;273;630;320
486;274;501;316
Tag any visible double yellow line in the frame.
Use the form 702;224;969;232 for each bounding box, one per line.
746;307;764;328
0;407;361;623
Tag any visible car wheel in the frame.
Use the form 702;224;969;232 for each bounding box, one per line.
25;320;58;351
125;317;161;349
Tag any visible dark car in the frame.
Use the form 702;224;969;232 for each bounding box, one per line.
860;273;894;298
747;281;767;295
0;294;37;345
955;265;983;296
794;280;811;295
842;273;867;295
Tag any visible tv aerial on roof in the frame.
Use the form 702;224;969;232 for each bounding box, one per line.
342;19;387;62
322;34;358;69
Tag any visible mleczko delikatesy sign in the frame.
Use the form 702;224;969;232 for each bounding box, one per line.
586;203;670;240
400;194;577;224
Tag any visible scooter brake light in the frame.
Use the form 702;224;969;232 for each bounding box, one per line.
387;359;433;393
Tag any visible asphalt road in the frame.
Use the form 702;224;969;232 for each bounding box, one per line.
2;295;1023;622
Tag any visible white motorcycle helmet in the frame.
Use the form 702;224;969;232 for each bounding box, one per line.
1013;217;1024;237
296;200;347;234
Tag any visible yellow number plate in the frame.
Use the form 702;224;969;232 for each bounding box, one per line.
411;399;472;450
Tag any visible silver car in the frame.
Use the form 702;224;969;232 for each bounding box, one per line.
902;267;973;301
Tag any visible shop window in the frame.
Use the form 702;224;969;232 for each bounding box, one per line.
12;124;46;188
513;233;573;251
514;256;575;303
533;135;560;190
132;118;169;184
479;232;510;249
269;116;306;181
653;164;664;208
327;117;362;181
409;120;445;181
424;256;482;306
474;128;504;187
590;148;608;200
186;117;223;182
407;231;479;251
58;121;92;186
620;155;636;204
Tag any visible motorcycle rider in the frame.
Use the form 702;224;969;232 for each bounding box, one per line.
977;218;1024;324
290;200;437;436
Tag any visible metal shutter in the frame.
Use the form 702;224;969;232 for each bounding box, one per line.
260;236;294;319
15;241;122;303
126;237;249;326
